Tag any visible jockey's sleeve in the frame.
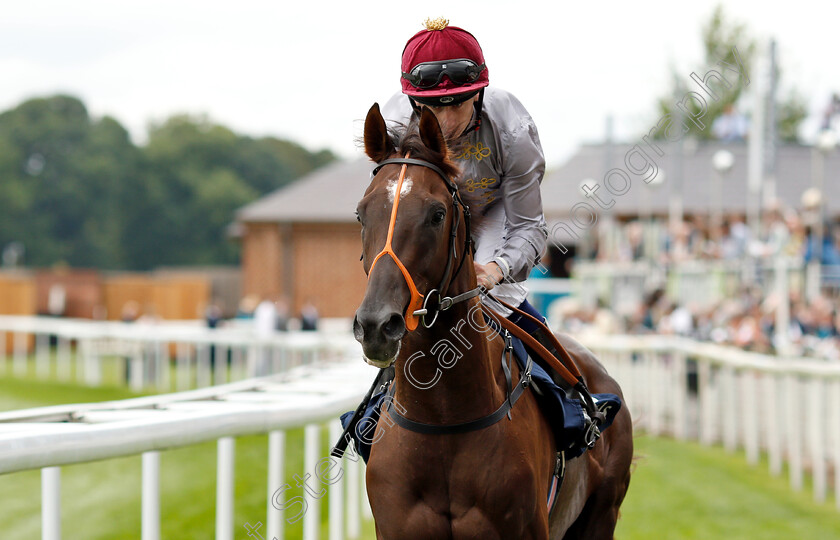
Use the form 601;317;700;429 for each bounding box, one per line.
494;116;548;283
380;93;412;131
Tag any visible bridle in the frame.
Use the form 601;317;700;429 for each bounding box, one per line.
367;154;480;330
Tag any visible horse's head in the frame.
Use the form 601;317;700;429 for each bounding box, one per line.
353;103;471;367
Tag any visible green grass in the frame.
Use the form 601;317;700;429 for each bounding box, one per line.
616;435;840;539
2;371;839;539
1;352;133;395
0;350;243;395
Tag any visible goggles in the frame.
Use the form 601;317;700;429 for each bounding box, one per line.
401;58;486;89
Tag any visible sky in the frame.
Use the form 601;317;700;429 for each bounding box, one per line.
1;0;838;168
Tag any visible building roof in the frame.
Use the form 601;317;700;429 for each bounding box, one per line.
236;158;374;223
541;141;840;218
236;142;840;224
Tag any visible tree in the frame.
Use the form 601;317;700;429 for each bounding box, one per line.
655;5;806;143
129;114;338;268
0;96;140;267
0;97;336;270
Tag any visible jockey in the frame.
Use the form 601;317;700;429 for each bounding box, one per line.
381;18;551;343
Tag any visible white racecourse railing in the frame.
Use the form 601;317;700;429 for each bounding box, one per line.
0;315;354;391
579;333;840;509
572;258;813;314
2;318;839;539
0;351;380;540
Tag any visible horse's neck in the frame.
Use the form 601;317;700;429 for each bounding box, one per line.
393;299;506;424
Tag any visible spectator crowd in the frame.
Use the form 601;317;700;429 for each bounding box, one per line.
551;286;840;361
595;202;840;268
550;197;840;361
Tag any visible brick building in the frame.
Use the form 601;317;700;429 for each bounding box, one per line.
235;159;372;317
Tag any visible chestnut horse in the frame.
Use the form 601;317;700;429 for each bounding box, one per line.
352;103;632;539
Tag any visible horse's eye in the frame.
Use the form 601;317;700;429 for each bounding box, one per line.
432;209;446;225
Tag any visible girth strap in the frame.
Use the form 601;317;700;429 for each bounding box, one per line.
384;347;532;435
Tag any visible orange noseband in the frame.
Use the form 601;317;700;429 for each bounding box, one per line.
367;156;425;331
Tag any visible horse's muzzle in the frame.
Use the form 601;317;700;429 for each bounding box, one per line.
353;309;405;367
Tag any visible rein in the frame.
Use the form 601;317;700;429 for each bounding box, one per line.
367;155;479;330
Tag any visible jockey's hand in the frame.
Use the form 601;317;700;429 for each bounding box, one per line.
474;262;504;290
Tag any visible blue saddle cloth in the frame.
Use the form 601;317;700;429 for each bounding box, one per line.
341;336;622;463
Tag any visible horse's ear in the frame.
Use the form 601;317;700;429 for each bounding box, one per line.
364;103;394;162
418;107;448;159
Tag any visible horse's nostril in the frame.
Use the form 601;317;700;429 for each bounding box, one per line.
382;313;405;340
352;315;365;342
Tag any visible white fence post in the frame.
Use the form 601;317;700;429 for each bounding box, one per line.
247;344;258;379
156;341;169;392
84;338;101;387
57;336;71;381
723;366;739;453
698;360;714;446
36;333;50;379
743;371;759;465
214;344;228;386
303;424;321;540
42;466;61;540
268;430;285;540
346;449;361;539
671;350;687;440
648;350;663;436
0;331;6;374
232;347;245;382
14;331;27;376
216;437;235;540
807;378;826;502
785;374;803;491
763;373;783;476
74;336;85;384
130;349;145;392
197;344;212;388
329;420;344;540
177;343;191;391
142;451;161;540
831;379;840;511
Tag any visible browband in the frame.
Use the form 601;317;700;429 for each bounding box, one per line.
373;158;457;194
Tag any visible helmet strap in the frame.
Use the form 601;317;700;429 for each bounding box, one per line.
460;88;484;137
408;96;423;117
407;88;484;138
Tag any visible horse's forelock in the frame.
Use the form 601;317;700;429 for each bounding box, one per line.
390;118;460;182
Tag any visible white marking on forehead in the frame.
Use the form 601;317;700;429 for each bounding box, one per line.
386;175;413;202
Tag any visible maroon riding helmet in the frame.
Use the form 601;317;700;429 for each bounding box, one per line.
401;20;489;108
